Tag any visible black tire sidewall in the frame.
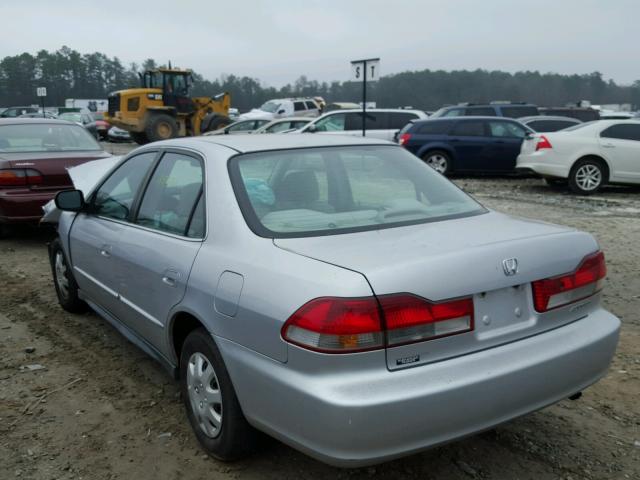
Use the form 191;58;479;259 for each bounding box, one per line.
202;114;231;133
50;238;87;313
423;150;451;174
569;159;604;195
179;329;254;461
146;114;178;142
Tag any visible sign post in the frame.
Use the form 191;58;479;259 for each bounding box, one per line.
350;58;380;136
36;87;47;118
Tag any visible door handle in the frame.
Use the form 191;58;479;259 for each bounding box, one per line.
602;143;615;148
162;268;181;288
99;245;112;258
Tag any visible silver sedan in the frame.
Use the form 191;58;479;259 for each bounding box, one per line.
50;135;620;467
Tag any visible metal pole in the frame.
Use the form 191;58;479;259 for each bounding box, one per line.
362;61;367;137
41;95;45;118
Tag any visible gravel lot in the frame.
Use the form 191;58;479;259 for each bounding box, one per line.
1;141;639;479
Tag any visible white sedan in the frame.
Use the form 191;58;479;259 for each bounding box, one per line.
516;120;640;194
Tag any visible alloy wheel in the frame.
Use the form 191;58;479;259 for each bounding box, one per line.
187;352;223;438
54;251;70;300
575;164;602;191
425;154;448;174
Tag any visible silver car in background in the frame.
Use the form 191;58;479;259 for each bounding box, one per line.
50;135;620;467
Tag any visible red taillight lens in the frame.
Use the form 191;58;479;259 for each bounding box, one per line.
0;169;43;187
282;294;474;353
380;295;473;346
281;297;383;353
535;135;552;151
532;251;606;312
399;133;412;146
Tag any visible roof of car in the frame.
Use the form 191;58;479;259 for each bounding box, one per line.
0;118;75;126
412;116;523;123
159;133;392;153
518;115;581;123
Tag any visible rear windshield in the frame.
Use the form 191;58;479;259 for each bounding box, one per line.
229;145;485;238
0;124;101;153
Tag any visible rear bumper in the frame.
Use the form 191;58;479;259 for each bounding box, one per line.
0;189;59;223
217;308;620;467
516;153;570;178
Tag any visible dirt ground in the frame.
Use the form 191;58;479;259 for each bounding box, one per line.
1;142;639;480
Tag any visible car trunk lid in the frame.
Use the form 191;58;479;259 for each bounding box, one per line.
275;211;601;370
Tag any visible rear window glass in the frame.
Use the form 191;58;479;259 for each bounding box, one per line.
0;123;101;153
465;108;496;116
229;146;484;238
527;120;578;132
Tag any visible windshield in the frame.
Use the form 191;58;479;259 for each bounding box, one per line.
0;124;102;153
229;145;485;238
260;101;281;113
59;112;83;123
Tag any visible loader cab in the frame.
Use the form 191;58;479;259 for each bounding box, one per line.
141;69;194;113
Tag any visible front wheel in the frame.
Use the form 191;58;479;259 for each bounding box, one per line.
180;329;257;461
422;150;451;175
49;238;87;313
569;159;605;195
145;113;178;142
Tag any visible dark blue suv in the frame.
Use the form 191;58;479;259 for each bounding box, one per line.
398;117;533;174
430;102;539;119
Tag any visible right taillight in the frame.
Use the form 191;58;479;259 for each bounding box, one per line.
0;168;43;187
535;135;552;151
532;251;606;312
399;133;412;146
281;294;474;353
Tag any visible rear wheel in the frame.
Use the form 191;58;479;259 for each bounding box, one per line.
422;150;451;175
130;132;150;145
180;329;257;461
569;158;606;195
49;238;87;313
145;113;178;142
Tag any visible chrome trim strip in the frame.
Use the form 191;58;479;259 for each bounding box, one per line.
120;295;164;327
74;267;118;298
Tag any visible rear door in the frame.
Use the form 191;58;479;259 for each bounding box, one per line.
447;119;492;171
70;151;157;317
113;150;205;351
487;120;528;171
345;112;388;139
599;124;640;182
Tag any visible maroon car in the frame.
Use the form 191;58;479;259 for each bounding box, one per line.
0;118;110;236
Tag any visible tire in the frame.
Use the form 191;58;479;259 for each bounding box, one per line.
180;329;257;461
49;238;87;313
0;224;11;239
202;114;231;134
130;131;150;145
145;113;178;142
569;158;606;195
422;150;451;175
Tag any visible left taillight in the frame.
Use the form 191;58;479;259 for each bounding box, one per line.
532;251;606;312
281;294;474;353
0;169;43;187
399;133;412;146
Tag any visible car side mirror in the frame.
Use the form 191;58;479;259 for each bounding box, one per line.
307;124;318;133
55;189;85;212
278;109;285;115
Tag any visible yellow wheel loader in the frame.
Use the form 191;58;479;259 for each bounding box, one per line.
104;68;231;145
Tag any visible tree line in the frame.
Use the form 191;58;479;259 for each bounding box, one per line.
1;46;639;112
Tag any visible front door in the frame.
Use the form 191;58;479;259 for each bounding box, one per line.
599;123;640;183
69;152;158;315
113;151;206;352
487;120;527;172
448;120;492;172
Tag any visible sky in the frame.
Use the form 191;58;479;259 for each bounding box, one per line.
1;0;638;86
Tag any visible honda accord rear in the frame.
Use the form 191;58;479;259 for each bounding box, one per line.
50;135;620;467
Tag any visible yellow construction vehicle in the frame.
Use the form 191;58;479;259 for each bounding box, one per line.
104;68;231;145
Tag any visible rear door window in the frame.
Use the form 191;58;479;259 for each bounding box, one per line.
601;124;640;141
417;121;453;135
500;106;539;118
136;152;205;236
451;120;487;137
93;152;157;220
294;102;306;112
305;101;317;110
345;112;384;131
